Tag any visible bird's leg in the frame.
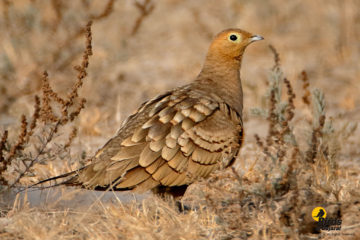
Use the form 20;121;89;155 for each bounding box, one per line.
152;185;192;212
152;185;188;198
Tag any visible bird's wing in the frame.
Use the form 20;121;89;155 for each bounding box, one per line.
77;87;243;192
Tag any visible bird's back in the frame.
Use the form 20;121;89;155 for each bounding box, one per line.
72;81;243;193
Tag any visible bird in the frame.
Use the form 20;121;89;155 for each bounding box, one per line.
33;28;264;198
315;209;325;219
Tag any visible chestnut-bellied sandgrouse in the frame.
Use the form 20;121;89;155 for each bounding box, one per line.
35;29;264;197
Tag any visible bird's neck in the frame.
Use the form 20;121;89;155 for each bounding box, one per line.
197;54;243;114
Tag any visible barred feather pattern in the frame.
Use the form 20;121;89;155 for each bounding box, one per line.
73;83;243;192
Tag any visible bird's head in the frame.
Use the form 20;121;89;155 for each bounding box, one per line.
207;29;263;64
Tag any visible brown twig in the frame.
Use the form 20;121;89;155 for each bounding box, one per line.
69;98;86;121
90;0;115;20
64;127;78;148
27;95;41;139
276;78;296;162
255;134;271;159
52;30;85;68
53;2;113;71
0;130;9;185
269;45;280;71
131;0;155;36
230;166;243;186
284;78;296;122
300;71;311;106
51;0;64;32
40;71;60;123
2;0;11;29
60;21;92;124
266;89;277;147
10;121;61;188
7;115;28;160
305;115;325;163
0;131;8;164
0;115;28;184
70;21;93;102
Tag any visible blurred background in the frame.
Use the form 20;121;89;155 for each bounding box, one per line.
0;0;359;173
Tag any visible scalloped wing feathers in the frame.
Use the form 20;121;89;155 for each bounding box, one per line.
74;85;243;192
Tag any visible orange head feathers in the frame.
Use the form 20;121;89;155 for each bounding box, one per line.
205;28;263;66
198;28;263;114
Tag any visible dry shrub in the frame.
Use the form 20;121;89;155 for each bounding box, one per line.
0;1;116;113
0;21;93;189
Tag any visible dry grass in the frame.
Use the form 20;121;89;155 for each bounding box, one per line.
0;0;359;239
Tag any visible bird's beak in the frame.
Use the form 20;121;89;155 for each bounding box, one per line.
250;35;264;42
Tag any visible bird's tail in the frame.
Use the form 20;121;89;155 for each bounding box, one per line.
23;167;86;192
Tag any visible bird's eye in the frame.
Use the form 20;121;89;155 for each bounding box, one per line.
229;34;238;41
